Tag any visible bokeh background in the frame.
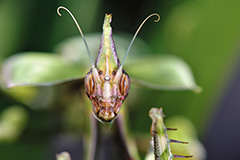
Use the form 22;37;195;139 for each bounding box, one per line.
0;0;240;159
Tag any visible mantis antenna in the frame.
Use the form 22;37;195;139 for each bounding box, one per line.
57;6;94;67
120;13;160;68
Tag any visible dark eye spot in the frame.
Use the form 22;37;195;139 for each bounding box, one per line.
98;70;103;75
112;71;116;76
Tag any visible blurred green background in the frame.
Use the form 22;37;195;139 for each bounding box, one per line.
0;0;240;159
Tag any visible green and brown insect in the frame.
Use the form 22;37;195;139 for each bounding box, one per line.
57;6;160;123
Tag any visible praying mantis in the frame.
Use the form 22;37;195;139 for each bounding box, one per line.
57;6;160;124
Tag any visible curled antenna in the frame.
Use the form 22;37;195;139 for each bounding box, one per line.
120;13;160;68
57;6;94;67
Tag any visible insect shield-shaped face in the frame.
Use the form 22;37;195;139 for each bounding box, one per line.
85;69;130;122
85;14;130;123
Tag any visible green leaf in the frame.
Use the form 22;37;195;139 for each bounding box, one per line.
165;116;206;160
1;52;86;88
0;105;28;143
124;55;201;92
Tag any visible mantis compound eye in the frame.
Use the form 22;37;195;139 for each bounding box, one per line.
119;71;130;99
84;70;95;98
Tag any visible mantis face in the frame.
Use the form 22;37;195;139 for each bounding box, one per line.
85;14;130;122
85;67;130;122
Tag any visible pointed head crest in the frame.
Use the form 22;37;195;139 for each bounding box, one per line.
95;13;120;77
103;14;112;28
